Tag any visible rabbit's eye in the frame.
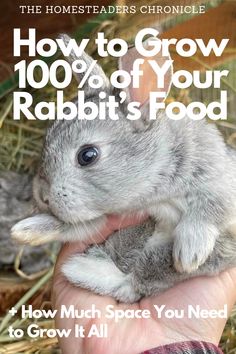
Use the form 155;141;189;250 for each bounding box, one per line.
77;146;100;166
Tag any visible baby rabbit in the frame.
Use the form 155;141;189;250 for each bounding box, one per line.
12;34;236;303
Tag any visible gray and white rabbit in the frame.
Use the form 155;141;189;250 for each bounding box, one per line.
12;34;236;303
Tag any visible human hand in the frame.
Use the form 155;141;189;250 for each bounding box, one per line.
52;215;236;354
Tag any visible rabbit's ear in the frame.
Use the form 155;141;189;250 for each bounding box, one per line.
119;37;173;130
58;34;109;93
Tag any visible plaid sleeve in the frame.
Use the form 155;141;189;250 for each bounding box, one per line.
141;341;224;354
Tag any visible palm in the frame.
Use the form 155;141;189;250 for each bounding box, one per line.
53;250;236;354
52;216;236;354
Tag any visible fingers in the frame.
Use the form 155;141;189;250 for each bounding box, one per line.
53;212;147;280
55;242;87;273
95;212;148;242
58;212;147;257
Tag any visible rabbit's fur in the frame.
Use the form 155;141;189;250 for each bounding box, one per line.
12;34;236;302
0;171;55;273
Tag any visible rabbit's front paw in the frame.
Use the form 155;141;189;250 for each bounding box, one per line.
62;251;140;303
11;214;62;245
173;223;218;273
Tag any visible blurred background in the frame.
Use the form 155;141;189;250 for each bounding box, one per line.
0;0;235;352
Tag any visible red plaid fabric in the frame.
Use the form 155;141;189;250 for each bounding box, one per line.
142;341;223;354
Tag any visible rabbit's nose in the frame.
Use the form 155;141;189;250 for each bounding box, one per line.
38;167;49;184
38;175;50;208
42;194;49;205
39;188;50;207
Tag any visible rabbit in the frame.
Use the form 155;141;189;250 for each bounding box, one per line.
11;34;236;303
0;171;56;274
